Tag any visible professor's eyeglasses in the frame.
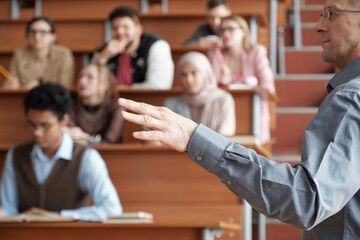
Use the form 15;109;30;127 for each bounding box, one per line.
320;7;360;20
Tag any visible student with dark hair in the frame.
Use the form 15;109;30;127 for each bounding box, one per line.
3;17;74;89
0;83;122;221
94;6;174;89
184;0;231;48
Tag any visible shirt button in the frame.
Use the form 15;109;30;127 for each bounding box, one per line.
196;155;203;161
226;180;232;185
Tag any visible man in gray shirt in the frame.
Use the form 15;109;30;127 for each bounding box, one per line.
119;0;360;239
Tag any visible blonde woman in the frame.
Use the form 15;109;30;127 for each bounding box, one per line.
208;15;275;142
66;63;124;144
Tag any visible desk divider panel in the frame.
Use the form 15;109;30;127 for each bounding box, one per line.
0;88;257;144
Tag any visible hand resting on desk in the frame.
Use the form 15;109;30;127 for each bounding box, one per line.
23;207;60;217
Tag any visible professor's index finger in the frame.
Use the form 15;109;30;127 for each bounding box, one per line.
120;110;165;132
118;98;161;118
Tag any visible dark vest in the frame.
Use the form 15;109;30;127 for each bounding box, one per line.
13;142;90;213
107;32;161;83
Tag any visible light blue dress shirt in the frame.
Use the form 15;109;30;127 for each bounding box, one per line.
187;58;360;239
0;133;122;221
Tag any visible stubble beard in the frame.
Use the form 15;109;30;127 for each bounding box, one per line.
322;46;336;64
322;46;344;69
322;44;356;69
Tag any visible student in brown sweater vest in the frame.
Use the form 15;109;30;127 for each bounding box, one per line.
0;83;122;220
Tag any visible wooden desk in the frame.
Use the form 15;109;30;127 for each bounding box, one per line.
0;0;269;24
0;12;267;54
39;0;268;25
0;47;196;86
0;205;241;240
0;222;219;240
0;88;260;144
0;140;272;240
0;143;256;240
0;143;269;204
0;142;267;240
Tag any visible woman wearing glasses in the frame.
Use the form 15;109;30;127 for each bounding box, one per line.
207;14;275;143
3;17;74;89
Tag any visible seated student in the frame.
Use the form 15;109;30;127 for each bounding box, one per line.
0;83;122;221
66;63;124;144
207;15;275;142
94;6;174;89
184;0;231;48
164;51;235;136
3;17;74;89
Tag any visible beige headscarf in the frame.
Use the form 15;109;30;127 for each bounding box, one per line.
177;51;231;130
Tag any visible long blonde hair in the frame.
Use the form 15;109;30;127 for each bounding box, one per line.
77;63;118;110
221;15;254;50
94;63;118;108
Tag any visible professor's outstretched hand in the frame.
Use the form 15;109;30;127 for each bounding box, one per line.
118;98;198;152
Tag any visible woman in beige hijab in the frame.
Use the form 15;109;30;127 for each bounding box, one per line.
164;51;235;136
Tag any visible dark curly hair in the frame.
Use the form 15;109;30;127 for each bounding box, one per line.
108;6;141;24
208;0;228;9
26;16;56;35
24;83;73;120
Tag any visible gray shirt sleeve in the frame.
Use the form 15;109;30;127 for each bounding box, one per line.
186;87;360;231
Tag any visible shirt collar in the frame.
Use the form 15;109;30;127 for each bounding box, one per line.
31;132;74;162
328;57;360;93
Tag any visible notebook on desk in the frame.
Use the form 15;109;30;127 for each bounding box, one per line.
0;213;77;223
104;211;154;224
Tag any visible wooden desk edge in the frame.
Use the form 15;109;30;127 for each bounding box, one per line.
0;220;241;230
0;87;258;94
219;221;242;230
0;12;267;26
